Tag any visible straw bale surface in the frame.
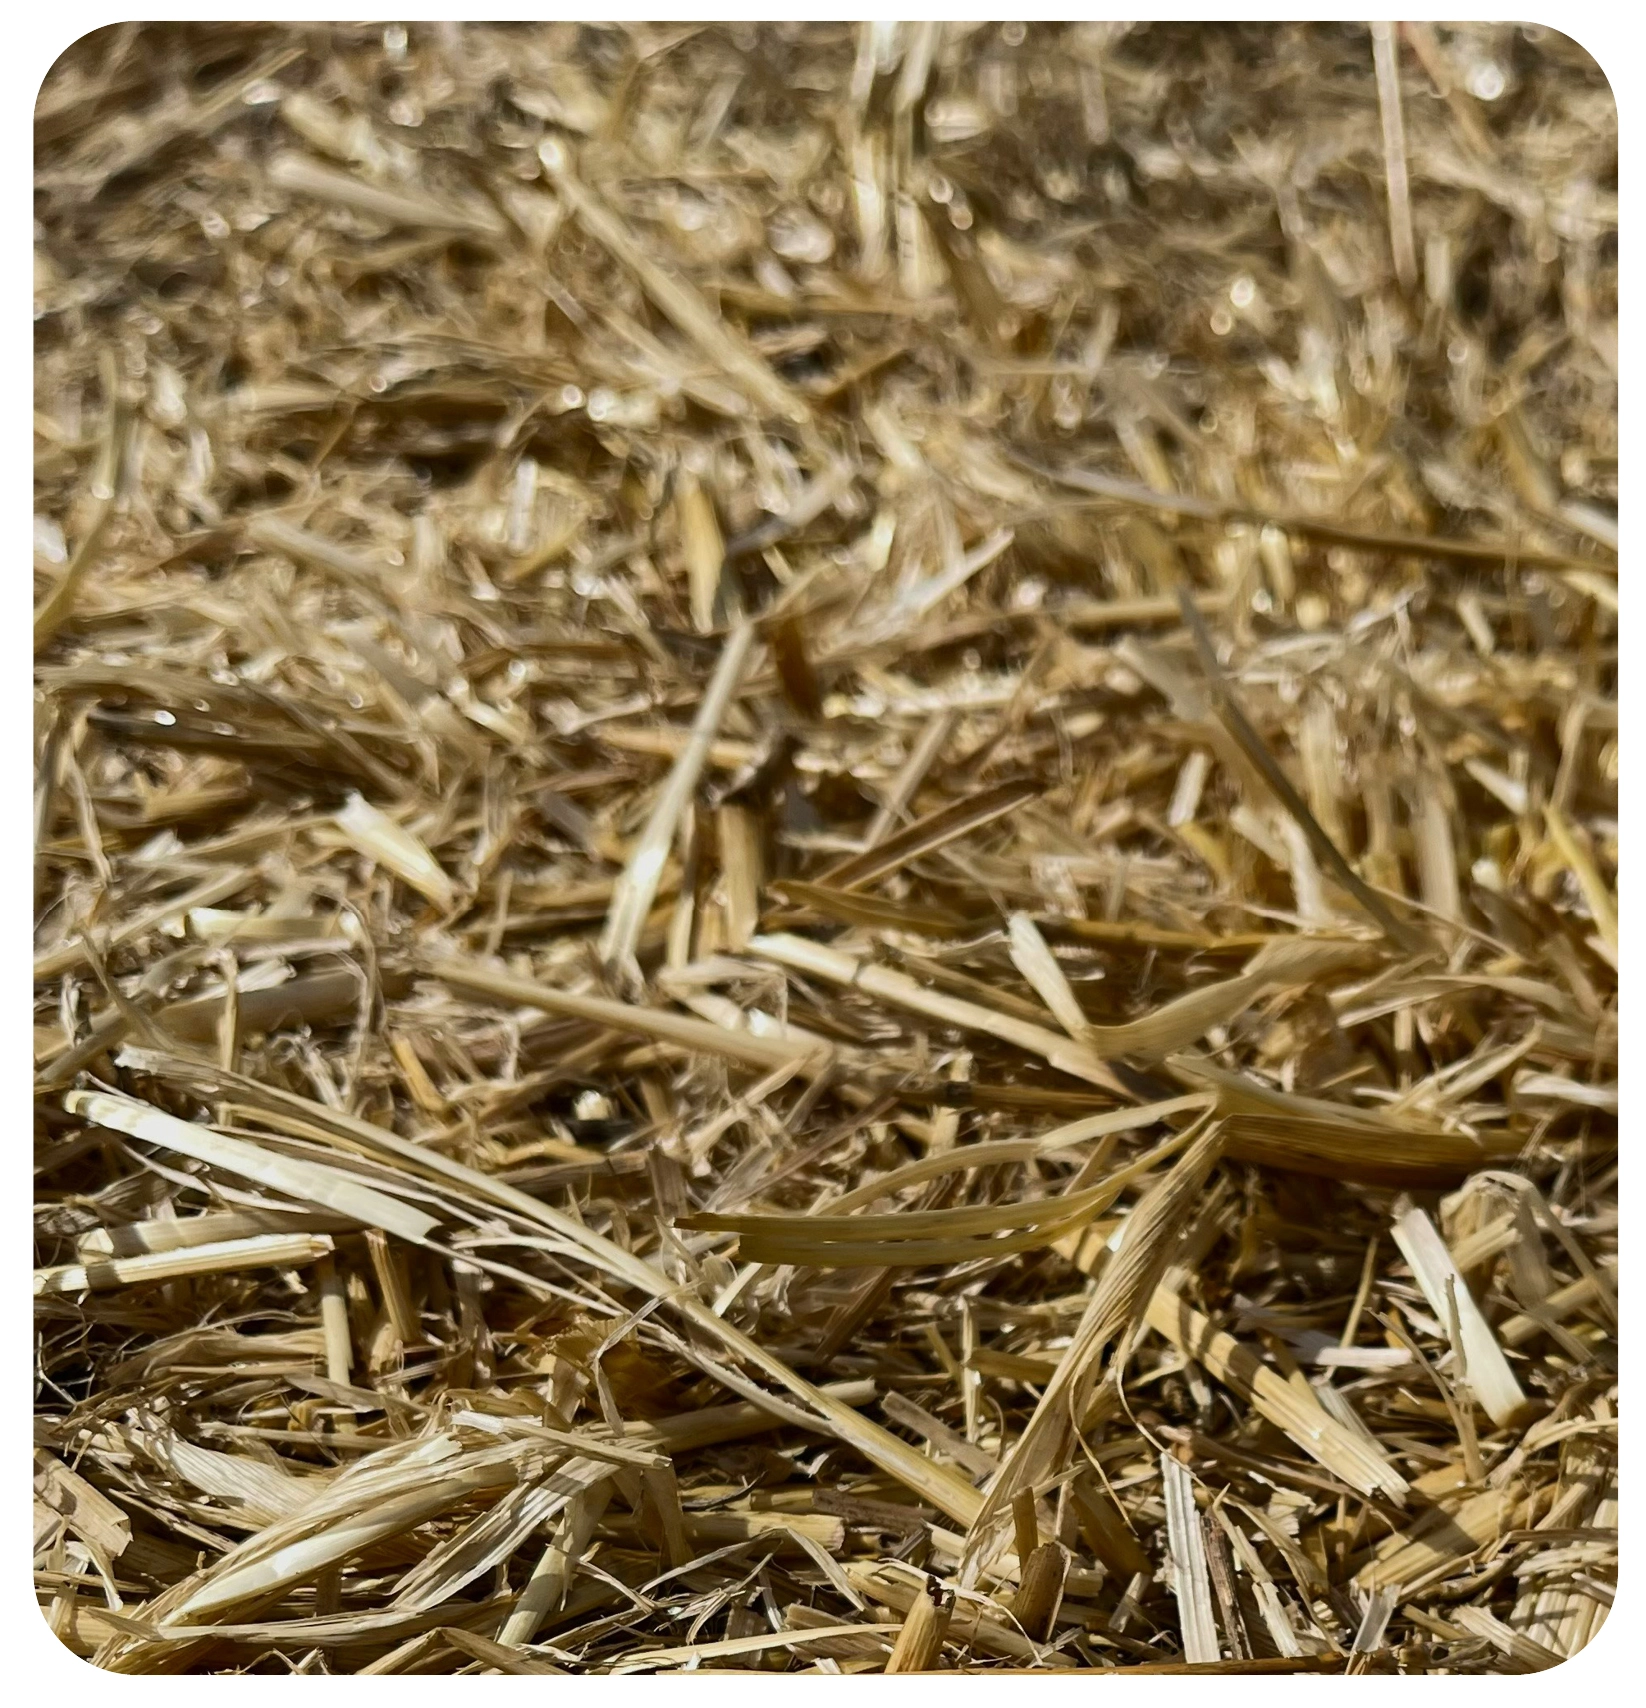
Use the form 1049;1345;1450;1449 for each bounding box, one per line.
34;21;1615;1675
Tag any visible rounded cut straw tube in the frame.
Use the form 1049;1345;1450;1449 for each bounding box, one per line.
885;1580;953;1673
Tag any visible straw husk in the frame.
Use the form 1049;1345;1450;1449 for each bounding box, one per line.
35;20;1614;1677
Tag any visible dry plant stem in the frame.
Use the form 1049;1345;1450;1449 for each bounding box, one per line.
36;868;250;983
1007;911;1089;1038
1011;1488;1041;1563
36;1232;336;1295
1178;592;1424;953
884;1580;953;1673
1143;1286;1410;1502
820;779;1036;892
1010;1541;1070;1643
34;496;118;654
1166;1055;1521;1186
269;150;505;236
77;1207;355;1257
1381;1309;1485;1490
848;1566;1067;1667
314;1257;352;1385
1400;22;1497;156
964;1119;1226;1568
497;1480;614;1647
1542;804;1618;953
862;709;957;846
1370;23;1418;293
365;1228;420;1347
1342;1234;1379;1349
1203;1514;1251;1660
1028;456;1601;573
600;620;756;974
93;1065;984;1529
334;793;455;911
1444;1277;1487;1485
676;470;724;634
1390;1202;1526;1428
1162;1450;1220;1663
538;138;808;426
823;1098;1209;1212
429;956;825;1077
749;932;1129;1094
63;1089;440;1242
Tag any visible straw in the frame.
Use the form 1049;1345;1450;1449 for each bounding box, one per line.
34;20;1615;1677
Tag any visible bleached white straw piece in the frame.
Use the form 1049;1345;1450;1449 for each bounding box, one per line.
1160;1450;1220;1663
65;1089;440;1244
1391;1200;1527;1428
334;791;455;910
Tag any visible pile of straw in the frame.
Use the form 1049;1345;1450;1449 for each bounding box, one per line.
35;22;1615;1675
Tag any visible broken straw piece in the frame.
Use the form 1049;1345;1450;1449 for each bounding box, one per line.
63;1089;440;1244
599;620;756;974
36;1232;336;1295
1390;1202;1528;1429
1007;911;1091;1039
1161;1451;1220;1663
334;792;455;911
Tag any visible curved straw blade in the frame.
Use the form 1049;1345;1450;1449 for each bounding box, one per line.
961;1117;1226;1572
64;1089;440;1243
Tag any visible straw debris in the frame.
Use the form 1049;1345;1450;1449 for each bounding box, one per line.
35;20;1615;1675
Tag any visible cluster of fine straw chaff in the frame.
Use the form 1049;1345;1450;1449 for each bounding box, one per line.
36;21;1614;1675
